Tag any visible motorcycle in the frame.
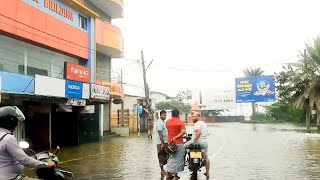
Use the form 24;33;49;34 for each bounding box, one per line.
183;134;206;179
19;141;74;180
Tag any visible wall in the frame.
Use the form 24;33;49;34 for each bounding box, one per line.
111;95;142;133
0;0;89;59
150;92;169;104
111;95;143;115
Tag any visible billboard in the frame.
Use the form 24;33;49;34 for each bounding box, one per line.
201;90;236;110
235;75;276;103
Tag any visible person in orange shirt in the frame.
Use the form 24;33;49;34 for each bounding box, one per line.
165;109;186;180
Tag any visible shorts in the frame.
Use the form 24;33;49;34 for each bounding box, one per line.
199;142;208;156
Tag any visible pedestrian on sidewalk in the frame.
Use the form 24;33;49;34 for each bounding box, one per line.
156;110;168;176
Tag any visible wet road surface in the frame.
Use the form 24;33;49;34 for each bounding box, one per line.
26;123;320;179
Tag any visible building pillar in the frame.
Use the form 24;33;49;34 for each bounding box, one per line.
99;104;104;138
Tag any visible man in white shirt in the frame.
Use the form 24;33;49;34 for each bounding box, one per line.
191;112;210;178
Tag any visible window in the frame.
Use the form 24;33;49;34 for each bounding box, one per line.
0;35;78;78
79;15;87;30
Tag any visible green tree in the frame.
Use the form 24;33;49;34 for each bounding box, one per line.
243;67;264;120
243;67;264;77
156;100;192;114
175;89;192;101
289;37;320;131
266;102;305;123
272;65;307;125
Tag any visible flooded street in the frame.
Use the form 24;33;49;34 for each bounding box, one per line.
26;123;320;179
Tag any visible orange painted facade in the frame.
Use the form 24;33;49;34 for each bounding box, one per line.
0;0;89;59
95;19;123;55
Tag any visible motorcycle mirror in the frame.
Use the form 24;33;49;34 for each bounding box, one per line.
19;141;30;149
54;146;60;155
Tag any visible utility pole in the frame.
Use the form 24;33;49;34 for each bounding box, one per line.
141;50;150;105
140;50;153;132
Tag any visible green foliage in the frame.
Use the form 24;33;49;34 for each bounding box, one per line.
175;89;192;101
275;65;303;104
266;102;305;123
243;67;264;77
156;100;191;113
250;112;271;121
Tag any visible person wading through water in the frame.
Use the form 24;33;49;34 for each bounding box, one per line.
156;110;168;176
166;109;186;180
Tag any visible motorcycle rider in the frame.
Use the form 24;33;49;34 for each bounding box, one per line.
188;111;210;178
0;106;55;179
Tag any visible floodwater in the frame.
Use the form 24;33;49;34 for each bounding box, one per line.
25;123;320;180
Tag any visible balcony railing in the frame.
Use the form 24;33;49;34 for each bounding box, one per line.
96;68;121;83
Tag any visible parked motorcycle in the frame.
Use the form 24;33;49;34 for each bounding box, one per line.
19;141;74;180
183;134;206;179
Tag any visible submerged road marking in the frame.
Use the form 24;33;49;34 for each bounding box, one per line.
210;135;229;160
59;152;106;164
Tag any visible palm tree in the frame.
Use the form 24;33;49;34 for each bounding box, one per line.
243;67;264;120
243;67;264;77
292;36;320;131
289;60;315;132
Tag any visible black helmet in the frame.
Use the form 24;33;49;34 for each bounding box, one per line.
0;106;25;132
166;142;177;154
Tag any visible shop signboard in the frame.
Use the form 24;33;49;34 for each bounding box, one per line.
66;99;86;106
65;80;89;99
98;81;124;98
90;84;110;100
65;62;90;83
34;75;65;97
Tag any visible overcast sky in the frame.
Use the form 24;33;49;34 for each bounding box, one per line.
112;0;320;98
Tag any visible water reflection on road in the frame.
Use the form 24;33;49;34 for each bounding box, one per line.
25;123;320;179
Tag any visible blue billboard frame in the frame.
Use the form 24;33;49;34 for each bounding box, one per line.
235;75;276;103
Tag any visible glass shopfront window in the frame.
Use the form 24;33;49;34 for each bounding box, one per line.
0;35;79;78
